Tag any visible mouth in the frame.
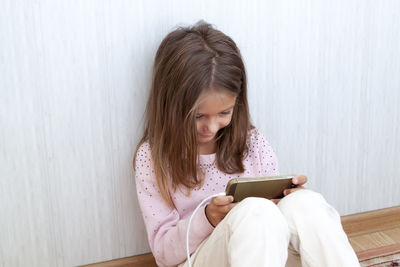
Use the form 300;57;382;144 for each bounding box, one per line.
198;133;214;138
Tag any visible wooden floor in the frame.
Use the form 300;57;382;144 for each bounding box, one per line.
341;206;400;261
348;226;400;252
341;206;400;250
82;206;400;267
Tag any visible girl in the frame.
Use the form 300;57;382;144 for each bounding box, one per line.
134;21;359;267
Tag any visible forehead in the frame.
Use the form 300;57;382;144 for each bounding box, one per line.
196;90;237;114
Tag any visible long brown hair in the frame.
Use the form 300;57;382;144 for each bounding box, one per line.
134;21;252;206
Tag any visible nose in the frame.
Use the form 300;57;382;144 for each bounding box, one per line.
203;117;219;133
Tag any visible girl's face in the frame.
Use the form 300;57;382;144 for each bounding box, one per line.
195;90;237;153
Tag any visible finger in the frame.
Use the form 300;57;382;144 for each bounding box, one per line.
212;195;234;206
292;175;307;186
283;186;305;196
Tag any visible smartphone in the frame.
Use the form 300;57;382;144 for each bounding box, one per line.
225;175;296;202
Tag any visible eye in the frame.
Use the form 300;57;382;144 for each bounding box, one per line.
220;111;231;115
195;114;203;119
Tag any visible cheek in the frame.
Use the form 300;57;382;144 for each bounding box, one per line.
195;120;202;133
220;115;233;128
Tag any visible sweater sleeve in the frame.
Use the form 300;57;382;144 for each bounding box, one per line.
135;143;214;267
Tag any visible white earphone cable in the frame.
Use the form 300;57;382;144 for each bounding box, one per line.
186;192;226;267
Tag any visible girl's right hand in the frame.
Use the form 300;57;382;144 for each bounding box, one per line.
205;195;237;227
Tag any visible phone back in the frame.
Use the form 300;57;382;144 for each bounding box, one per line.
226;176;294;202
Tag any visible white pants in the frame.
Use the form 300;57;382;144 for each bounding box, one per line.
178;190;360;267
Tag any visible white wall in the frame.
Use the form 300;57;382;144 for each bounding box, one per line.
1;0;399;266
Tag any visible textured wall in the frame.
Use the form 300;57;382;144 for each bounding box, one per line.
1;0;399;266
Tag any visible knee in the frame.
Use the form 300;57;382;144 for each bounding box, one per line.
277;189;340;223
226;197;289;233
233;197;280;217
280;189;324;207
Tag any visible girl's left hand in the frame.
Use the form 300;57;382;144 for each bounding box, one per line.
271;175;307;204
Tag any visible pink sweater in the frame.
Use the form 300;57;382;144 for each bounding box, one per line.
135;129;279;267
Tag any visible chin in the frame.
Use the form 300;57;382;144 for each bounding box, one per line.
198;136;214;143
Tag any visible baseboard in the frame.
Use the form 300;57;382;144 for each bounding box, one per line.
341;206;400;236
81;206;400;267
